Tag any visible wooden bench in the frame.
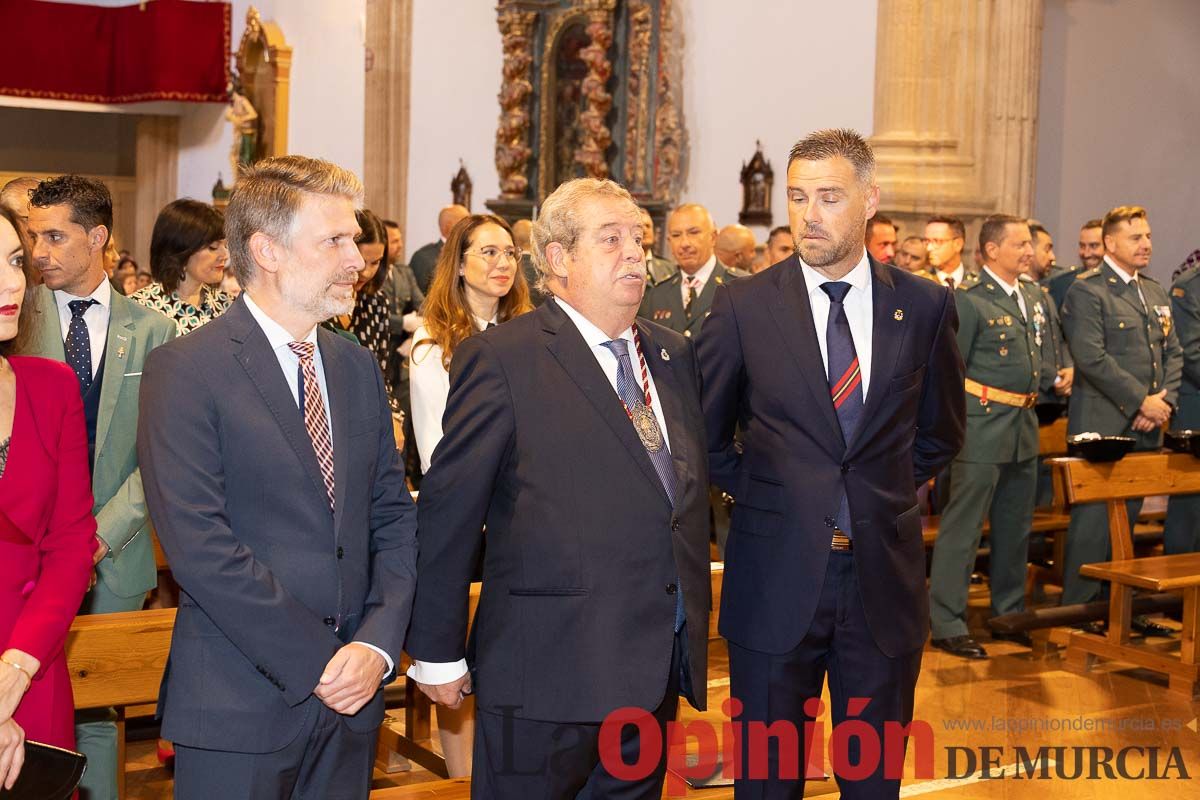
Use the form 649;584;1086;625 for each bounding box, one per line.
1050;452;1200;696
67;608;175;800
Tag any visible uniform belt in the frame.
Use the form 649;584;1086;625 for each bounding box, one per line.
964;378;1037;409
831;531;853;551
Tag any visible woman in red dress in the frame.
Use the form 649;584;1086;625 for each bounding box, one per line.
0;204;96;789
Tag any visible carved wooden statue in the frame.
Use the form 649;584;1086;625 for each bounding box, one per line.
739;141;773;227
451;160;473;211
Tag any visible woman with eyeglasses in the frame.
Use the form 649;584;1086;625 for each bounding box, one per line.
406;213;530;778
409;214;532;474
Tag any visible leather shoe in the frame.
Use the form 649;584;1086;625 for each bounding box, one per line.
991;630;1033;647
931;635;989;660
1073;620;1106;635
1131;615;1175;638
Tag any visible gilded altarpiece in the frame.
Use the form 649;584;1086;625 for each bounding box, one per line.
487;0;687;225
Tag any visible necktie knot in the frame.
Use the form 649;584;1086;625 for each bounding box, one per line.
68;299;95;319
684;275;701;290
601;338;630;360
288;341;315;361
820;281;852;304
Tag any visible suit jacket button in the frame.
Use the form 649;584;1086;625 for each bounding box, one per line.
671;518;680;531
841;464;850;473
336;547;344;559
666;583;677;595
324;617;336;626
824;516;836;527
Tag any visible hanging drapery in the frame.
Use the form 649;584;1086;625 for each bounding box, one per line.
0;0;230;103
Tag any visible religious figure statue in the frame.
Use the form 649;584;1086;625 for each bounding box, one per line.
226;77;259;184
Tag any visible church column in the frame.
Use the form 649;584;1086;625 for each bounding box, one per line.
364;0;413;246
871;0;1044;245
134;115;178;269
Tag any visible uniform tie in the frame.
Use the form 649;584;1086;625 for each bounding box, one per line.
288;341;335;512
65;299;97;393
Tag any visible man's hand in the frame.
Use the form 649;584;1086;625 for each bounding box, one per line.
1138;390;1171;426
92;537;109;566
1054;367;1074;396
313;643;387;716
1131;412;1158;432
416;673;472;710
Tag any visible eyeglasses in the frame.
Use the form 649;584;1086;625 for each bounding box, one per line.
464;247;519;266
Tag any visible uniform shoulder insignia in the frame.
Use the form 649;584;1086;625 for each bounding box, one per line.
726;267;751;279
1140;273;1161;285
1173;287;1186;298
1078;268;1101;280
1040;285;1050;294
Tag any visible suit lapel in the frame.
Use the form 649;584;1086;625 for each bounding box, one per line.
228;301;330;507
94;292;134;458
849;259;908;453
31;287;66;361
319;328;351;537
637;320;689;504
541;303;672;507
767;257;845;458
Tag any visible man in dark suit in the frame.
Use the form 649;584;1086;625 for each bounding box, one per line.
698;129;965;798
409;204;468;294
640;203;749;338
407;177;710;799
138;156;418;799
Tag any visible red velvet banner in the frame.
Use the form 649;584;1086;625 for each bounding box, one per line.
0;0;231;103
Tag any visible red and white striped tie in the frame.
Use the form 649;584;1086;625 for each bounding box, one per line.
288;341;335;512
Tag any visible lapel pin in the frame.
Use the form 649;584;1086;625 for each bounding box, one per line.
661;348;670;361
893;309;904;321
117;346;126;359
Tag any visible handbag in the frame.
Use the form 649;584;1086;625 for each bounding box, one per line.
0;740;86;800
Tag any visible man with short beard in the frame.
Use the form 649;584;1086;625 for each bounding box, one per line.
763;224;795;271
137;156;418;798
698;129;964;798
1060;205;1180;636
1046;219;1103;309
865;214;897;264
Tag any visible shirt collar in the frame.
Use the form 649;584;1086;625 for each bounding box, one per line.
682;255;717;288
982;266;1020;295
54;274;111;314
472;313;498;329
1104;254;1139;283
553;297;634;350
935;263;965;285
242;291;318;350
799;248;871;298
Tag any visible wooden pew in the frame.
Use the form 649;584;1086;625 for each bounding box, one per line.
1050;452;1200;696
67;608;175;800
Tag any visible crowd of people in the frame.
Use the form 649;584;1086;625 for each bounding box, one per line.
0;125;1195;799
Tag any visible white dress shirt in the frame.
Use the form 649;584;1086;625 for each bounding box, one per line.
982;266;1028;320
408;315;497;474
680;255;717;307
408;297;671;686
799;250;874;399
54;277;111;377
242;292;393;674
934;263;965;289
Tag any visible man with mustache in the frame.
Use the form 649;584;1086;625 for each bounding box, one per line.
1060;205;1180;635
639;203;748;338
698;129;964;798
929;215;1055;659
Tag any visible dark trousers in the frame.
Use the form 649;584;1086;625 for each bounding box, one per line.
173;700;377;800
729;552;923;800
1062;498;1143;605
471;630;687;800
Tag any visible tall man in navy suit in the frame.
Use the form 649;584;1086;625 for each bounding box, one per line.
407;178;711;799
698;130;965;799
138;156;418;799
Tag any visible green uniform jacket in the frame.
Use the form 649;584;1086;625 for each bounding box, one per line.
1024;276;1073;404
1170;266;1200;428
646;255;676;286
28;286;177;598
1061;262;1182;448
638;261;749;338
954;274;1048;463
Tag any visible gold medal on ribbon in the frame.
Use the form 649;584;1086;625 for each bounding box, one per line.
631;403;664;452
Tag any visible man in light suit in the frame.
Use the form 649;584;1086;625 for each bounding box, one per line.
25;175;176;800
407;178;710;799
137;156;418;799
698;129;965;798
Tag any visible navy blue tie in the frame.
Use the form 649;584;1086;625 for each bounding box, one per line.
820;282;863;536
602;338;685;631
65;299;96;393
